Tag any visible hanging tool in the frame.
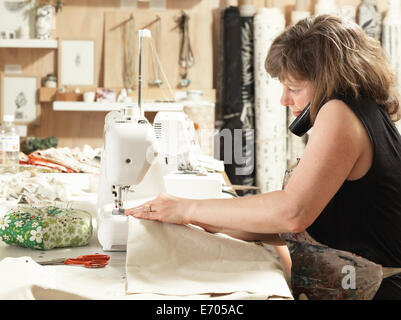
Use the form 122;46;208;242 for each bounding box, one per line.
177;11;194;87
145;16;163;87
37;254;110;269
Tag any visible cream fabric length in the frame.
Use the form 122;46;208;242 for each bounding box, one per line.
125;218;292;299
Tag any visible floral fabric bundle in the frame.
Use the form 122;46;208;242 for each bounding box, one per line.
0;206;92;250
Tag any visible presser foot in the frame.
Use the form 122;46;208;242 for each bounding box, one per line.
112;208;125;215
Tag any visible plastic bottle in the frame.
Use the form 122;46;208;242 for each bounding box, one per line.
0;114;20;174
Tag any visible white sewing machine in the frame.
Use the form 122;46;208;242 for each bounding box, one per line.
96;29;222;251
153;111;200;173
96;106;165;251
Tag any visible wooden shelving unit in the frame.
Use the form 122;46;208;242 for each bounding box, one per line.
39;87;215;113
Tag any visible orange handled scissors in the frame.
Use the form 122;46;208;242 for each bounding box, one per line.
38;254;110;268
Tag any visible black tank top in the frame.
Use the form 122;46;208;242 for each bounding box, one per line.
306;93;401;299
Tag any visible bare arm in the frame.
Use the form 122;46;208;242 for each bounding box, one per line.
194;221;286;244
186;100;365;233
127;100;366;237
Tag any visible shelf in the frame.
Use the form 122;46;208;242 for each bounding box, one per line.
53;101;184;112
40;87;217;104
0;39;58;48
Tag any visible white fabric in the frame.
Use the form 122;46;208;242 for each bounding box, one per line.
253;8;287;193
0;221;291;300
32;146;100;174
125;218;292;299
0;171;95;207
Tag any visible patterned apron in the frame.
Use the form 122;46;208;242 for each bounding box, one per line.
281;165;401;300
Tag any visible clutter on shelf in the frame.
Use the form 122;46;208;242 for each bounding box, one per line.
0;164;96;206
19;144;101;174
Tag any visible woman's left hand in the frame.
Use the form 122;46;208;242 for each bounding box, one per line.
124;193;195;225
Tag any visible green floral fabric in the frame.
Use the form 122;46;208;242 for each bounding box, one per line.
0;206;92;250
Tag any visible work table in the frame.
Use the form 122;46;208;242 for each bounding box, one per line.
0;172;292;300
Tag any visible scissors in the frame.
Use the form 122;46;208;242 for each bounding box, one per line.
38;254;110;269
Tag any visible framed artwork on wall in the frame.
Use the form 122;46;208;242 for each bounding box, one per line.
0;73;40;125
58;38;96;87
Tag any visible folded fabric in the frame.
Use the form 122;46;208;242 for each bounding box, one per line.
31;147;100;174
0;206;92;250
21;153;76;173
125;218;293;298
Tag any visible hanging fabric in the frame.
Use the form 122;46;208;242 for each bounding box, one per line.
147;16;163;87
215;6;226;129
238;3;256;196
253;8;286;193
177;11;194;87
220;6;247;193
357;0;382;42
287;1;310;169
382;0;401;133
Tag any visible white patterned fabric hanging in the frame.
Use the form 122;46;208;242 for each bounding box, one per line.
382;0;401;133
358;0;382;41
287;6;310;169
286;111;308;169
338;5;356;21
253;8;286;193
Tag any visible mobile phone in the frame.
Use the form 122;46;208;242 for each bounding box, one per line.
289;102;312;137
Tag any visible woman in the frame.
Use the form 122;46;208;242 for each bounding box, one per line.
126;15;401;299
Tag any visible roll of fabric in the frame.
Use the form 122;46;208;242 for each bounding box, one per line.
220;6;248;193
288;5;310;169
357;0;382;42
253;8;286;193
215;6;226;128
238;4;256;196
222;6;242;119
287;110;308;169
382;0;401;133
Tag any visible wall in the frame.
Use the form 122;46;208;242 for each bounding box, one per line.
0;0;390;148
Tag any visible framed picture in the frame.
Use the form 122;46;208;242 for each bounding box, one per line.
58;38;96;87
0;73;40;125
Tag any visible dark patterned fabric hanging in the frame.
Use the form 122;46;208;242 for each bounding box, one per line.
215;7;225;127
238;8;256;196
219;6;244;192
221;6;242;117
219;6;256;196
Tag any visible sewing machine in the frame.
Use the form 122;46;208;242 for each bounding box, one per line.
96;105;166;251
153;111;200;173
96;29;222;251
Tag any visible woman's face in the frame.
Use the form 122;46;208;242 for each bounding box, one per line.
280;75;315;117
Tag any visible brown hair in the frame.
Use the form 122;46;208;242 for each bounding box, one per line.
265;15;400;123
